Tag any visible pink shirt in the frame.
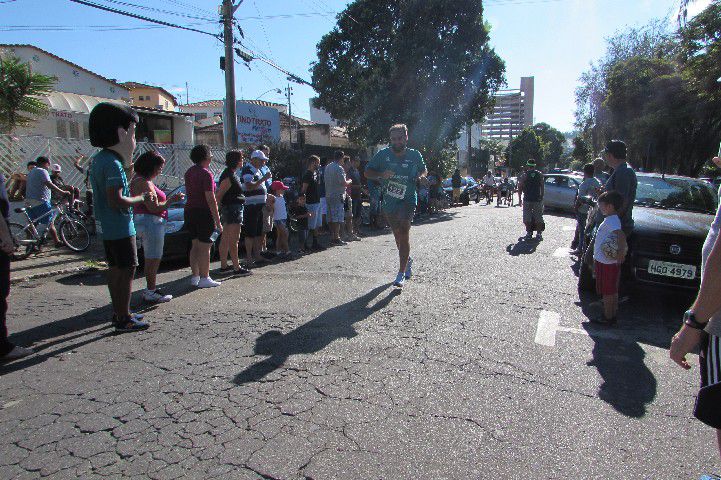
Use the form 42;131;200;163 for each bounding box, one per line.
184;164;215;210
134;182;167;219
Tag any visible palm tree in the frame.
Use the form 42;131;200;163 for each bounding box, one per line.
0;56;56;134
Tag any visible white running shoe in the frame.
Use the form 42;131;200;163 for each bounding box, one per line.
393;272;405;288
197;277;221;288
405;257;413;279
190;275;200;287
143;289;173;303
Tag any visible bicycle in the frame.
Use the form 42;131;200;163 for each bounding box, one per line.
9;201;91;260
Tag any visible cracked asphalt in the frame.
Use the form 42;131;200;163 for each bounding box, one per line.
0;203;717;479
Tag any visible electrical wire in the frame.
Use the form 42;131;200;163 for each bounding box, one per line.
0;21;216;32
91;0;216;21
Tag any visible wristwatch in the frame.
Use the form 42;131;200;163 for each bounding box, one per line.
683;310;707;330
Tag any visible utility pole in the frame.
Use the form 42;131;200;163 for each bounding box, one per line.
222;0;240;148
285;83;293;144
185;82;189;105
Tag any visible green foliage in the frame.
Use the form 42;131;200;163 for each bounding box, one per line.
569;160;584;172
572;136;592;163
418;146;457;178
506;128;542;171
532;122;565;167
0;56;56;134
311;0;505;154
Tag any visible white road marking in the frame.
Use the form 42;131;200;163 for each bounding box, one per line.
552;247;572;257
534;310;560;346
562;226;576;231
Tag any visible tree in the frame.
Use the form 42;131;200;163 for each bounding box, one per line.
506;128;542;171
571;136;592;164
311;0;505;156
0;56;55;134
532;122;565;167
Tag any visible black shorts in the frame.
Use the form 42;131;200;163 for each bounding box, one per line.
103;236;138;268
220;203;244;225
243;204;264;238
184;208;214;243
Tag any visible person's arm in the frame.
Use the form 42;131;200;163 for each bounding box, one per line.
613;171;633;218
615;230;628;263
44;178;70;198
215;178;231;205
206;191;222;233
107;186;149;209
73;155;86;174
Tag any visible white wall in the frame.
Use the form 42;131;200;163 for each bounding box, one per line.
309;99;338;127
0;45;128;100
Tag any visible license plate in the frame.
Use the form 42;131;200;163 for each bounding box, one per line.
648;260;696;279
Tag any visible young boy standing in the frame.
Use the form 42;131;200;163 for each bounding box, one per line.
591;191;628;326
270;181;291;257
88;103;154;333
290;194;312;254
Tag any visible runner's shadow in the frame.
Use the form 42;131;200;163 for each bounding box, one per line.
233;284;399;385
506;240;538;256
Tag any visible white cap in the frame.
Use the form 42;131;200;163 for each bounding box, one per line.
251;150;269;161
51;163;62;172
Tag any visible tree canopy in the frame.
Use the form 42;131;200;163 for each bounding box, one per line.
311;0;505;154
506;128;542;171
0;56;55;134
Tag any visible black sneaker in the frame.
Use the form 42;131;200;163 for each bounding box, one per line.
590;316;617;326
233;267;253;277
312;243;326;251
113;315;149;333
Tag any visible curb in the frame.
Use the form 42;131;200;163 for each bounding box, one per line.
10;265;101;285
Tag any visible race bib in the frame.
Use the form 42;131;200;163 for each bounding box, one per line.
386;180;407;200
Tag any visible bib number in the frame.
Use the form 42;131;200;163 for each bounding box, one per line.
386;181;407;200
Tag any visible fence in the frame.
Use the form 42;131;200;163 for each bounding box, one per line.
0;134;230;194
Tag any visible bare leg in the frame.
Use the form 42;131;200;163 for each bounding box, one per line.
189;240;200;277
253;237;264;261
602;294;618;319
716;429;720;460
218;227;230;268
144;258;161;291
244;236;255;264
387;216;411;274
225;224;241;269
197;242;212;277
108;266;135;318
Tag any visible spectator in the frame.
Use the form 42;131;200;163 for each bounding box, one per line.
290;194;311;254
427;171;440;213
451;168;462;207
88;102;153;332
571;163;601;255
50;164;80;207
318;157;328;233
6;161;36;200
25;156;70;246
518;159;545;241
593;157;610;185
670;153;721;461
602;140;637;236
324;150;352;246
257;144;273;191
241;150;271;266
184;144;223;289
271;180;291;257
590;191;628;326
262;194;275;255
131;150;184;303
367;175;383;228
0;172;33;361
341;156;358;241
349;156;363;238
216;150;251;276
301;155;324;251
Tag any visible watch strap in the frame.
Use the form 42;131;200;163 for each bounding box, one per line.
684;310;707;330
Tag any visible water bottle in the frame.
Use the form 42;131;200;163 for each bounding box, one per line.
209;229;220;242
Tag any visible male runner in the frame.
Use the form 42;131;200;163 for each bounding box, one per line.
365;124;427;288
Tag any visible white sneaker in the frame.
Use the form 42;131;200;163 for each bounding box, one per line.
2;345;33;362
190;275;200;287
197;277;221;288
142;289;173;303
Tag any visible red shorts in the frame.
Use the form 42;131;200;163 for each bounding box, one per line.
595;260;620;296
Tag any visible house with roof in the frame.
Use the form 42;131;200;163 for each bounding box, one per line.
122;82;178;112
0;44;193;145
179;99;288;123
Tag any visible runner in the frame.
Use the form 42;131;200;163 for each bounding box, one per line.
365;124;427;288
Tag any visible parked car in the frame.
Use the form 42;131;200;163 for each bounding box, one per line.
442;176;481;205
578;173;718;291
543;173;582;212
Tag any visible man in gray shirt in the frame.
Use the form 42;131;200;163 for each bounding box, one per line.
24;156;69;244
572;163;601;254
603;140;637;235
324;150;352;246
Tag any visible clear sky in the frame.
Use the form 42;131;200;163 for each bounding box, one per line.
0;0;712;133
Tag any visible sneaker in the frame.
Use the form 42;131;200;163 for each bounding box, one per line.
218;265;233;273
330;239;347;246
405;257;413;279
351;235;362;241
312;243;326;251
524;233;533;241
114;315;149;333
536;233;543;241
1;345;33;362
190;275;200;287
143;289;172;303
393;272;405;288
233;267;253;277
589;315;617;326
197;277;221;288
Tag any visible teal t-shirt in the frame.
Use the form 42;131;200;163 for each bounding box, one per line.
367;147;426;211
89;149;136;240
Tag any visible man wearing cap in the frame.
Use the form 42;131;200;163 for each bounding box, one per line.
602;140;637;236
365;124;427;288
241;150;272;266
24;156;70;245
518;159;545;241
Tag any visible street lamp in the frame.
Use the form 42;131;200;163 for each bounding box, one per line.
256;88;282;100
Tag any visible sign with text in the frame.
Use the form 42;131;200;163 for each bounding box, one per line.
235;102;280;144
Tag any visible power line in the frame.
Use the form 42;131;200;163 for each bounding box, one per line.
91;0;216;21
0;21;217;32
67;0;221;38
157;0;216;16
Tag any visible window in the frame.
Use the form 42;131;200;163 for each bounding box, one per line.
56;119;68;138
82;122;89;139
69;121;80;139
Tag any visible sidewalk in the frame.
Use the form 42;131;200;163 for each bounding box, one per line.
9;238;106;284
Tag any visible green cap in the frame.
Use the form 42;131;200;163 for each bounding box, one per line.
526;159;536;167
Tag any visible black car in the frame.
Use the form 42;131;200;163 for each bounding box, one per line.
579;173;717;291
442;176;481;205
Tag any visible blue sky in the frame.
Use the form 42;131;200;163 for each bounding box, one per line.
0;0;712;132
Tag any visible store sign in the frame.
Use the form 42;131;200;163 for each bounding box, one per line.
235;102;280;144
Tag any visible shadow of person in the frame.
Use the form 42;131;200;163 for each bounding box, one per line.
234;284;400;385
506;240;538;256
582;322;657;418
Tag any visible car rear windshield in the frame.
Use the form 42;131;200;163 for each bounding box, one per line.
635;176;718;214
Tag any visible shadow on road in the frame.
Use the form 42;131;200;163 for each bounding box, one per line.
233;284;400;385
506;239;540;256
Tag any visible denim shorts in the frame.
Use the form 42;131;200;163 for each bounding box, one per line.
307;202;322;230
27;201;55;225
221;203;243;225
134;214;166;259
327;197;345;223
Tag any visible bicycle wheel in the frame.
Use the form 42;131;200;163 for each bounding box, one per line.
59;220;90;252
8;222;34;260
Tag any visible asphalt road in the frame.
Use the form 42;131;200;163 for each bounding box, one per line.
0;202;716;479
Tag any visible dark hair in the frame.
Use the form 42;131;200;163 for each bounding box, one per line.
190;144;211;164
27;160;37;167
604;140;627;160
333;150;344;161
583;163;595;177
297;193;306;199
89;102;139;148
35;156;50;166
134;150;165;178
307;155;320;167
225;149;243;169
598;190;623;211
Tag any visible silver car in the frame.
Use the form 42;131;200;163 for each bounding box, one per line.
543;174;582;212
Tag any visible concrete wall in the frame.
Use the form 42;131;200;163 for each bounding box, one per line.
129;87;176;111
0;45;128;100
